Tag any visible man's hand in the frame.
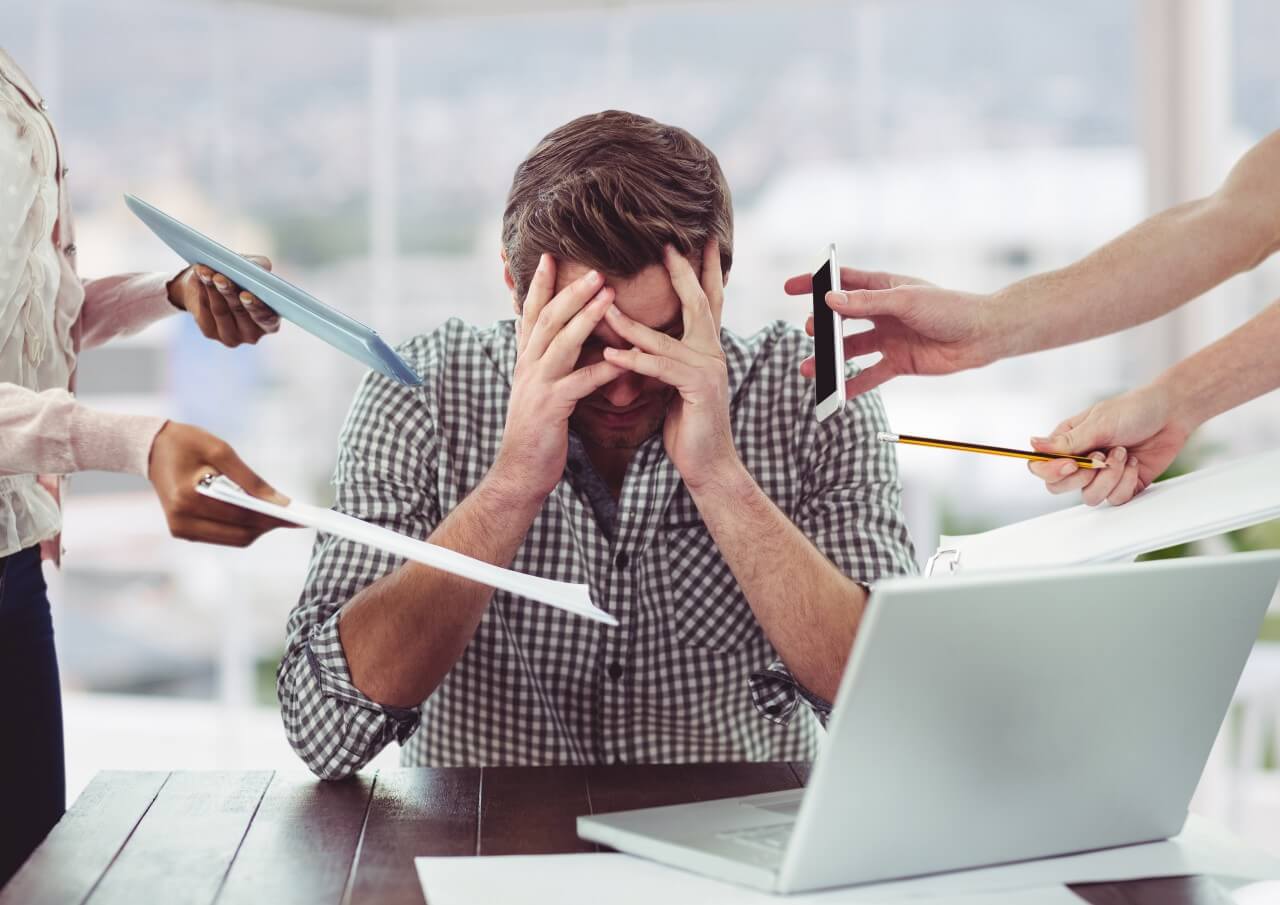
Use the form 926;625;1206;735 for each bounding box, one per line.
603;240;738;491
491;254;623;501
1025;383;1195;506
784;267;995;398
168;256;282;347
148;422;297;546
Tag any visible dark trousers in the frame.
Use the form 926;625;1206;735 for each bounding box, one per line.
0;546;65;887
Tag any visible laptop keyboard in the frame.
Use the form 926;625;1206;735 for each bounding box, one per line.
716;822;794;854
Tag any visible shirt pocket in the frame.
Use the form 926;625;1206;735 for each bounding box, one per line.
659;519;764;653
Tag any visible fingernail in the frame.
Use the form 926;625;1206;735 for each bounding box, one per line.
241;294;253;305
1059;462;1076;477
1090;451;1106;463
1030;436;1049;445
1115;447;1127;462
585;270;600;284
826;291;848;307
199;274;211;285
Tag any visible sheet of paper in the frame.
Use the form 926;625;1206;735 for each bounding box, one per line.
197;475;616;625
415;815;1280;904
934;447;1280;573
414;854;1082;905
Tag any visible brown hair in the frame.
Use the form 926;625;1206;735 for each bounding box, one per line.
502;110;733;303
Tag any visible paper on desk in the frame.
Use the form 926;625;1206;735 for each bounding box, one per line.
415;815;1280;904
414;855;1082;905
934;447;1280;573
197;475;616;626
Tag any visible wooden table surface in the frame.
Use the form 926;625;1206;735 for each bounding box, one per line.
1;764;1232;905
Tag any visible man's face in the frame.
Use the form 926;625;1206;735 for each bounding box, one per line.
557;261;685;450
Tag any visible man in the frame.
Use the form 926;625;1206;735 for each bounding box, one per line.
279;110;915;779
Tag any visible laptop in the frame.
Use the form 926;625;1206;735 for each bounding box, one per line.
577;551;1280;894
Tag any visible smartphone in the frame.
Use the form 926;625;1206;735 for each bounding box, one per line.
812;243;845;422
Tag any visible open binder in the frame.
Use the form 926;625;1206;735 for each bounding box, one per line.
926;447;1280;576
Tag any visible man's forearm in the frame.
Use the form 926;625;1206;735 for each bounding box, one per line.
337;472;543;708
688;462;867;703
1158;298;1280;431
988;131;1280;361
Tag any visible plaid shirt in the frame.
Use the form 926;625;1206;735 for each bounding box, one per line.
279;318;916;779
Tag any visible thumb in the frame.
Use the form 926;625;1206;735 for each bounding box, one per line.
244;253;273;272
1031;416;1104;457
827;287;905;319
210;443;290;506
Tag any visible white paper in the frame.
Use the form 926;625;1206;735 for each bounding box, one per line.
197;476;616;625
934;447;1280;573
414;854;1082;905
415;815;1280;904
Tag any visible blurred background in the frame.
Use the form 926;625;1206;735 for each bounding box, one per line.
3;0;1279;854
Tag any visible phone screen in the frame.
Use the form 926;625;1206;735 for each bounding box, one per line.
812;259;837;401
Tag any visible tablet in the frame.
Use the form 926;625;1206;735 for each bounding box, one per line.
125;194;423;386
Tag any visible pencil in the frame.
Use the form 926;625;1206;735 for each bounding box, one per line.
876;432;1106;469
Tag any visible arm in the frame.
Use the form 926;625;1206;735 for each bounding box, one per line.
280;266;622;779
79;259;281;352
1026;298;1280;505
784;129;1280;397
990;130;1280;359
685;463;867;704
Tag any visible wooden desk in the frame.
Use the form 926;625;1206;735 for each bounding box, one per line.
1;765;1231;904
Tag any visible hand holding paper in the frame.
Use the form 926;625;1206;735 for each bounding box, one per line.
196;475;615;625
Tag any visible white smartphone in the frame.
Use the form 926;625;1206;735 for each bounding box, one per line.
812;243;845;422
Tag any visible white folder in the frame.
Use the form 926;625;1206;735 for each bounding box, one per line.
927;447;1280;575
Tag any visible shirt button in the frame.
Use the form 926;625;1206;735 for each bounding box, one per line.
64;243;76;256
61;165;70;179
607;662;623;681
38;99;48;111
614;551;629;570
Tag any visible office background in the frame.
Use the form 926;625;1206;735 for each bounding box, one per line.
3;0;1279;854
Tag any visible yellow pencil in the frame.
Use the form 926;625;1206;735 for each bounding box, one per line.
876;432;1106;469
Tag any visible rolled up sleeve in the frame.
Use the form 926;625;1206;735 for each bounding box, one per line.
278;360;442;779
749;379;917;726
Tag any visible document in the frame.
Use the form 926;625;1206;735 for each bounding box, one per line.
197;475;616;625
930;447;1280;574
414;815;1280;903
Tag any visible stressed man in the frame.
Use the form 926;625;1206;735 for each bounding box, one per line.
279;110;915;778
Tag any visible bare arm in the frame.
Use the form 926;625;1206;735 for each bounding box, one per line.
688;465;866;703
991;131;1280;358
336;474;541;707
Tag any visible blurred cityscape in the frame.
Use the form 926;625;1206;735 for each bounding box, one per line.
2;0;1279;851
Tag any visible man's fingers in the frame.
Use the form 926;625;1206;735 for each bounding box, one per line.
825;288;908;320
543;287;614;369
1042;467;1096;496
799;355;815;378
604;305;702;367
519;253;556;354
168;517;264;548
700;237;724;326
525;266;603;361
241;292;281;332
663;245;716;346
1028;458;1080;482
602;346;698;389
559;359;627;400
1081;448;1126;506
842;329;880;360
1107;457;1142;506
842;360;895;398
784;273;814;296
839;266;903;292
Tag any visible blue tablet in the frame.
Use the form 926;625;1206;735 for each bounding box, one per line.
125;194;423;387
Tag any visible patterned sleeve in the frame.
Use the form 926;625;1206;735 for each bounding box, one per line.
278;345;442;780
749;383;918;726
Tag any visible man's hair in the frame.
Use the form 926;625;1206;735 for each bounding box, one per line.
502;109;733;303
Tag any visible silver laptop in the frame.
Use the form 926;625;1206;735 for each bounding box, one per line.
577;551;1280;894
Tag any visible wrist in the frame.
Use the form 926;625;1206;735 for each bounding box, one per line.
979;286;1031;363
477;461;552;516
1149;366;1210;435
684;453;754;504
165;269;190;312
